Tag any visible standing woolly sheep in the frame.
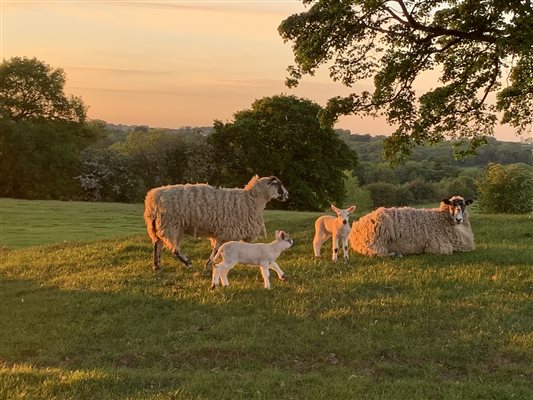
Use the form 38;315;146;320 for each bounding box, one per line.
313;205;356;262
349;196;475;257
144;175;288;271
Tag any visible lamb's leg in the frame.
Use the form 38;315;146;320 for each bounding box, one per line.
205;239;221;273
211;262;223;289
313;232;329;257
342;237;349;262
220;266;230;287
269;262;287;281
259;263;271;289
153;239;163;271
332;235;340;262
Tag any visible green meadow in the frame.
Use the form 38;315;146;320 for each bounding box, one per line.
0;199;532;399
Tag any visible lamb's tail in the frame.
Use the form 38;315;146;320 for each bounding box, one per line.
213;245;224;263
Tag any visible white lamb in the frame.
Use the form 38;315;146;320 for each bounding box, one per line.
313;205;357;262
211;230;293;289
349;196;475;257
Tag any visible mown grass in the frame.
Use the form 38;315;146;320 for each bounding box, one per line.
0;198;145;249
0;199;532;399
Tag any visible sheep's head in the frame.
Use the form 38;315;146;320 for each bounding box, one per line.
442;196;473;225
331;205;356;225
275;230;294;249
268;176;289;201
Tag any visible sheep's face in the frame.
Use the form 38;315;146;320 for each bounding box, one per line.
442;196;473;225
269;176;289;202
275;230;294;249
331;204;356;225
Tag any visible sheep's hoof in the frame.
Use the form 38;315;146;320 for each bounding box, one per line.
210;284;216;290
281;274;288;281
152;265;161;271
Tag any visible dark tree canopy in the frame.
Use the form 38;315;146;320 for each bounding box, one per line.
208;95;358;210
0;57;86;123
279;0;533;163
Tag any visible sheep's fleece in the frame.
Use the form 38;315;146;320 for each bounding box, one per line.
349;197;475;256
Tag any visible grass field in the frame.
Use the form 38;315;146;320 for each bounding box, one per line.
0;198;532;399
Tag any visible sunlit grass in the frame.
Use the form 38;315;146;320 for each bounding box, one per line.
0;199;532;399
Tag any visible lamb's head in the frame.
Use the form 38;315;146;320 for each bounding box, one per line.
275;230;294;249
442;196;473;225
331;205;356;226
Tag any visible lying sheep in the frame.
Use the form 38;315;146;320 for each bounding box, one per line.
210;230;293;289
313;205;356;262
144;175;288;271
349;196;475;257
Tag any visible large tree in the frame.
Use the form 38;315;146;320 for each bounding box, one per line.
208;95;357;210
0;57;86;123
0;57;97;199
279;0;533;163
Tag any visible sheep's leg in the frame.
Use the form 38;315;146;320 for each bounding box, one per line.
152;240;163;271
342;237;349;262
259;263;271;289
163;232;192;268
205;239;221;273
173;249;192;268
313;232;329;257
332;235;340;262
269;262;287;281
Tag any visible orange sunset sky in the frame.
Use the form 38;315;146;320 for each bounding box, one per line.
2;0;528;142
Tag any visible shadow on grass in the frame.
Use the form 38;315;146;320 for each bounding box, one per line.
1;271;532;399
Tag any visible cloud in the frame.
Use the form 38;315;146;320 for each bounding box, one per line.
68;65;170;76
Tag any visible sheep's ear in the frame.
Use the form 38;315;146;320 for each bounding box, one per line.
442;198;452;205
347;205;356;213
279;231;286;240
275;230;280;239
331;204;340;213
465;199;473;205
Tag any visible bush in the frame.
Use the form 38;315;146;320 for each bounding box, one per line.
477;163;533;214
439;175;478;201
343;171;372;212
363;182;414;208
404;179;438;204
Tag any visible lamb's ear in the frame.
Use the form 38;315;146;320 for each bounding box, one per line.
465;199;473;205
331;204;340;214
278;231;286;240
347;205;356;213
275;230;280;239
442;198;452;205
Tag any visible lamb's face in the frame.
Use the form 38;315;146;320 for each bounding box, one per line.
269;176;289;202
331;205;357;226
276;230;294;249
442;196;473;225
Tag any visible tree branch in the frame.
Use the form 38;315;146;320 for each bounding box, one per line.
390;0;499;44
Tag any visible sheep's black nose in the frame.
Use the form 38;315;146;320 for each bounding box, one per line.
343;220;347;225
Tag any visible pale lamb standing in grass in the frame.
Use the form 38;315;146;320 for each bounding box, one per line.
313;205;356;262
211;230;293;289
349;196;475;257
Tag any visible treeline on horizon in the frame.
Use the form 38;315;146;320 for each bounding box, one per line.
3;118;531;211
2;57;532;212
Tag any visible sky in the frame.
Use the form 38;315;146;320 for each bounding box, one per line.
1;0;528;142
